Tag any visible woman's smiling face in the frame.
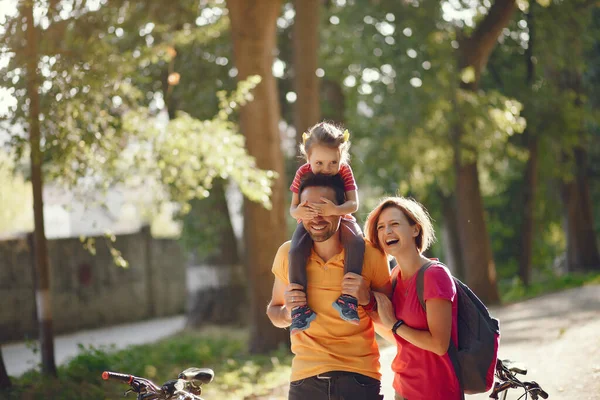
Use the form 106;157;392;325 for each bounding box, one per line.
376;206;419;256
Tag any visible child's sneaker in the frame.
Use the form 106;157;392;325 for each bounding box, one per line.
332;294;360;325
290;305;317;335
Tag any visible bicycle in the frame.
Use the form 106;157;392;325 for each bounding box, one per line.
489;359;549;400
102;367;215;400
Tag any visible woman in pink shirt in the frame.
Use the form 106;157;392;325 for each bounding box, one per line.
364;197;461;400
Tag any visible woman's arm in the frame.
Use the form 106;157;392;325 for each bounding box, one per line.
369;292;398;344
370;312;398;344
373;292;452;356
395;299;452;355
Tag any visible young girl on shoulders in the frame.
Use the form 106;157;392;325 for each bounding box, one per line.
288;121;365;334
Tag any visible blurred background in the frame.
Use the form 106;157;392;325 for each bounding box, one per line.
0;0;599;398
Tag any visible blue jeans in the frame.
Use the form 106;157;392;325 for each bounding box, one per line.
288;371;383;400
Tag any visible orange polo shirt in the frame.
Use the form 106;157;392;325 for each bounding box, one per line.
272;240;390;382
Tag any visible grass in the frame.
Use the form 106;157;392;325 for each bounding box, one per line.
499;271;600;304
0;326;293;400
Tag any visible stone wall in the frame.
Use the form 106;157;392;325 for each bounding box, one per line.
0;227;186;342
186;264;248;326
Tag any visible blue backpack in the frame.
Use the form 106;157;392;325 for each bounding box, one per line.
391;261;500;396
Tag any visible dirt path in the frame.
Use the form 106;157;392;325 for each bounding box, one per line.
380;284;600;399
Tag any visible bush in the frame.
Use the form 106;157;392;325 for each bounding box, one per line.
0;327;292;400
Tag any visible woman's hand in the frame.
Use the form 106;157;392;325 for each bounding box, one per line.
373;291;396;330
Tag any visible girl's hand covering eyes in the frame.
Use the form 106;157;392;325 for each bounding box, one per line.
317;197;339;216
296;200;319;220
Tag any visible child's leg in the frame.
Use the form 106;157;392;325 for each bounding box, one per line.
340;219;365;276
332;218;365;325
288;223;312;290
288;223;316;335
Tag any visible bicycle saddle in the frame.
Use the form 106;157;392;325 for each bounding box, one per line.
501;359;527;375
178;367;215;384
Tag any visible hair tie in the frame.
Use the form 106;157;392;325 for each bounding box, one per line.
302;132;310;144
343;129;350;142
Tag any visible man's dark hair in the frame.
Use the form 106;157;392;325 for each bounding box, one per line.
298;172;346;205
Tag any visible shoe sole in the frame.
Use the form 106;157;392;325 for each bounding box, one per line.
331;301;360;325
290;312;317;335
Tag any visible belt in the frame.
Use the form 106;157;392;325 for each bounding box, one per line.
315;371;360;380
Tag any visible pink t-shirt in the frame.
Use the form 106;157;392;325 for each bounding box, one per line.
289;163;357;193
391;263;461;400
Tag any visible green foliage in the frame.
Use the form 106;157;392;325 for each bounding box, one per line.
0;1;273;249
2;328;292;400
317;1;526;203
479;0;600;275
0;152;33;234
121;75;275;213
500;272;600;303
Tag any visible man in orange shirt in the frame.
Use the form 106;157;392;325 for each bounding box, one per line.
267;173;391;400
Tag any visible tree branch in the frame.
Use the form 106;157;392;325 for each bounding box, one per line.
462;0;517;73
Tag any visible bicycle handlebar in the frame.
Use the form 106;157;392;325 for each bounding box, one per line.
102;371;134;384
528;381;549;399
102;368;213;400
490;360;549;400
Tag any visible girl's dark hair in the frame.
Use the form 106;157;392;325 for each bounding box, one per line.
299;122;351;165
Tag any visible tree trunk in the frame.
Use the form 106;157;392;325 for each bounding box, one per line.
455;161;500;304
561;147;600;272
439;192;465;279
322;79;345;124
0;347;10;389
293;0;321;144
518;136;538;285
25;0;57;376
204;180;240;267
453;0;516;304
557;61;600;272
227;0;290;353
518;4;537;287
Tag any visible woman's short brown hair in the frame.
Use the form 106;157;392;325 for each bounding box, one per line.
364;196;436;254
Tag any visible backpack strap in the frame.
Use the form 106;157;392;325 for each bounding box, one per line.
415;260;437;310
390;264;401;295
392;260;436;299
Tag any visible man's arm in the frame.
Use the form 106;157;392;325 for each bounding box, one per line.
266;277;292;328
267;277;309;329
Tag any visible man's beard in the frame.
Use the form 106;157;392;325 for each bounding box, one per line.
310;227;336;242
305;220;340;242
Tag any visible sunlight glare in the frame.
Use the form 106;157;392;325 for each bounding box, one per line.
343;76;356;88
272;59;286;78
410;77;423;88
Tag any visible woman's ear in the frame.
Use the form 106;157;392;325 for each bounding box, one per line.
412;225;420;238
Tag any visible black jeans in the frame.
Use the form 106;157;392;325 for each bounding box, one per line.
288;371;383;400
